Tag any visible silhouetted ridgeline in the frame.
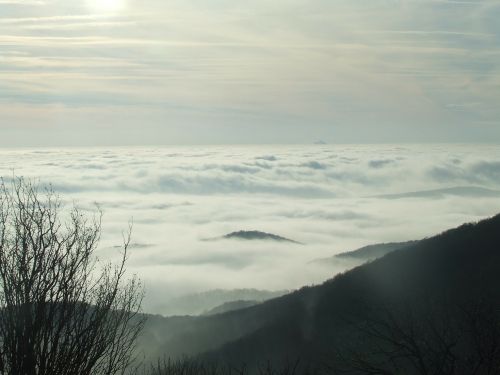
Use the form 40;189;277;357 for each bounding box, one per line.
203;300;260;316
334;240;417;260
153;289;288;317
374;186;500;199
206;231;302;244
139;214;500;373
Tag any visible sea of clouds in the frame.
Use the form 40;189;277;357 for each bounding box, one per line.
1;144;500;314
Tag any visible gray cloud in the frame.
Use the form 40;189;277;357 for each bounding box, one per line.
369;159;395;169
428;160;500;185
471;161;500;183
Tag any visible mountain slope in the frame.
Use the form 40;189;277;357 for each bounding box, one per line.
202;214;500;368
139;214;500;370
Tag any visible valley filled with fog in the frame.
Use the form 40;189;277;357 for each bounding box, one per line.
1;144;499;315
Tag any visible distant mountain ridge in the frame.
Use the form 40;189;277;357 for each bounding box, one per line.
152;289;288;317
374;186;500;199
203;300;260;316
310;240;417;265
335;240;417;260
207;230;302;244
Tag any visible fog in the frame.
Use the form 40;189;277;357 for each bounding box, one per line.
1;144;499;314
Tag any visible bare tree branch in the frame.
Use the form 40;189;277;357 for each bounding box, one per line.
0;177;145;375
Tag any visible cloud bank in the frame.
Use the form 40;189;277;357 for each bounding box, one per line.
1;144;499;313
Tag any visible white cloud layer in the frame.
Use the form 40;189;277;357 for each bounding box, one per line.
1;144;499;313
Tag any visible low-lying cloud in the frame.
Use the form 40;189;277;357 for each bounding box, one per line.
1;144;499;314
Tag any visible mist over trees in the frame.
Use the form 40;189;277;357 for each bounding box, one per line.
0;178;144;375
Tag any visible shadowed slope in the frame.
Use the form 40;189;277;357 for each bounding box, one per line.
139;214;500;370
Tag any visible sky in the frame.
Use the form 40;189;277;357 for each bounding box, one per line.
1;0;499;146
1;144;500;314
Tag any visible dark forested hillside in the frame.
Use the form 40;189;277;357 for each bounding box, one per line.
139;214;500;373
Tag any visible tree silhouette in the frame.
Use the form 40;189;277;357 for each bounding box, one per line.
0;178;144;375
329;295;500;375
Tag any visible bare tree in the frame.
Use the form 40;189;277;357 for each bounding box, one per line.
0;177;145;375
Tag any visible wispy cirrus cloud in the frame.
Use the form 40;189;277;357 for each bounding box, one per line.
0;0;47;4
0;14;112;23
0;0;499;145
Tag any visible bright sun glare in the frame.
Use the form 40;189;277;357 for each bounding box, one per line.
87;0;125;12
